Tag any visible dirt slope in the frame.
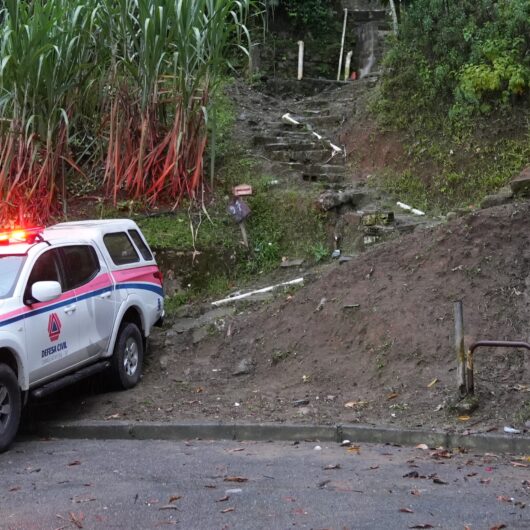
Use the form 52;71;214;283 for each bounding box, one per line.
34;201;530;434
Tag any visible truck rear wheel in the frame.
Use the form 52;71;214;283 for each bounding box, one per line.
0;364;21;453
110;322;143;390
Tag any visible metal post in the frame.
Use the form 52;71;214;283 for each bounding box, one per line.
337;8;348;81
466;347;474;395
297;41;304;80
454;301;467;397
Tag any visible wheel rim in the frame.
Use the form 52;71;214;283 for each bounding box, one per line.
123;337;139;377
0;384;11;434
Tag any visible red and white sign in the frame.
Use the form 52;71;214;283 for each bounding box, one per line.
48;313;62;342
232;184;253;197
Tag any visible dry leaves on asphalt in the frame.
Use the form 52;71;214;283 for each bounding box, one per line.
224;476;248;483
399;507;414;513
220;507;235;514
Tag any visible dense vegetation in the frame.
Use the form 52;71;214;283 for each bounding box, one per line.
380;0;530;126
376;0;530;211
0;0;252;225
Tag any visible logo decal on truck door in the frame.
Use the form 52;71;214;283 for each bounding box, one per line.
48;313;62;342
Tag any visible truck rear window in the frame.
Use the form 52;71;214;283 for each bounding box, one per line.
128;229;153;261
0;256;26;299
103;233;140;266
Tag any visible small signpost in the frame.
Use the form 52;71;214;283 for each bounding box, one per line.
228;184;253;247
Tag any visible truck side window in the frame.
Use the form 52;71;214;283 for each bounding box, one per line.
61;245;101;290
25;249;62;300
128;229;153;261
103;232;140;266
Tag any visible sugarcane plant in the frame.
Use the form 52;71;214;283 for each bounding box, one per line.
0;0;253;225
100;0;252;208
0;0;100;225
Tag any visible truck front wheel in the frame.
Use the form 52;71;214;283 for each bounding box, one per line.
0;364;21;453
110;322;144;390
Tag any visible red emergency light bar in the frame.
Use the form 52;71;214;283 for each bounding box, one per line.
0;226;45;245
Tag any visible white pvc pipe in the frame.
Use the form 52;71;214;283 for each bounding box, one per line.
396;201;425;216
282;113;300;126
337;8;348;81
344;50;353;81
297;40;304;80
212;278;305;307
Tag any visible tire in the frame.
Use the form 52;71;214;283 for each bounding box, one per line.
110;322;144;390
0;364;21;453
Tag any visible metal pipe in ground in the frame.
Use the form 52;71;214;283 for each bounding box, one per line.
454;301;467;397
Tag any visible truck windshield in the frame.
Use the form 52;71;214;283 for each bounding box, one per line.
0;255;25;299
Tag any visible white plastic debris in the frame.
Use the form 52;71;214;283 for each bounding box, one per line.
340;440;351;447
396;201;425;216
225;489;243;494
282;113;301;126
314;445;322;451
234;402;241;407
503;426;521;434
212;278;304;306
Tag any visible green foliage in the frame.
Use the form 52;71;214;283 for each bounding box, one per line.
378;0;530;127
280;0;335;36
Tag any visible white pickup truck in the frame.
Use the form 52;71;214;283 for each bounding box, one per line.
0;219;164;452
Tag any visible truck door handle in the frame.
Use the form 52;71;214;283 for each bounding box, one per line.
64;305;77;314
99;292;111;299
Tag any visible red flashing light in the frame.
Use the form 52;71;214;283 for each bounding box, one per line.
0;227;44;245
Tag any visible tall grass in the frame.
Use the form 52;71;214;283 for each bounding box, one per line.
100;0;251;206
0;0;252;225
0;0;99;224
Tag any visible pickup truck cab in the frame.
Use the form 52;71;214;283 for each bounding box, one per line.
0;219;164;452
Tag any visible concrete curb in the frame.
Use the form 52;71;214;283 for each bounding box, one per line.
29;420;530;453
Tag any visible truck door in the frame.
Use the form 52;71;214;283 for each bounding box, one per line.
60;245;116;357
25;249;80;386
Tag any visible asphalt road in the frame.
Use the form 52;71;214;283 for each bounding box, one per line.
0;438;529;530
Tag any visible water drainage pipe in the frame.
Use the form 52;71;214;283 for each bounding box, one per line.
466;340;530;395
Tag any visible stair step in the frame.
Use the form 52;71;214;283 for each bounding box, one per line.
263;142;321;152
278;162;348;181
253;134;308;146
270;149;345;165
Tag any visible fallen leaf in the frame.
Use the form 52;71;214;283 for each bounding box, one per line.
369;465;379;470
415;444;429;450
204;485;216;489
399;507;414;513
168;495;182;503
409;525;433;529
427;378;438;388
410;489;421;496
344;400;368;409
104;413;120;420
480;478;491;485
458;416;471;421
496;496;513;503
69;512;84;529
511;461;528;468
489;525;506;530
347;446;361;454
159;505;179;511
485;467;494;472
431;449;452;459
387;392;399;400
323;464;341;470
195;387;203;393
220;507;235;514
145;499;160;505
227;448;245;453
216;496;230;502
224;476;248;483
8;486;21;492
68;461;81;467
403;471;420;479
432;478;448;485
